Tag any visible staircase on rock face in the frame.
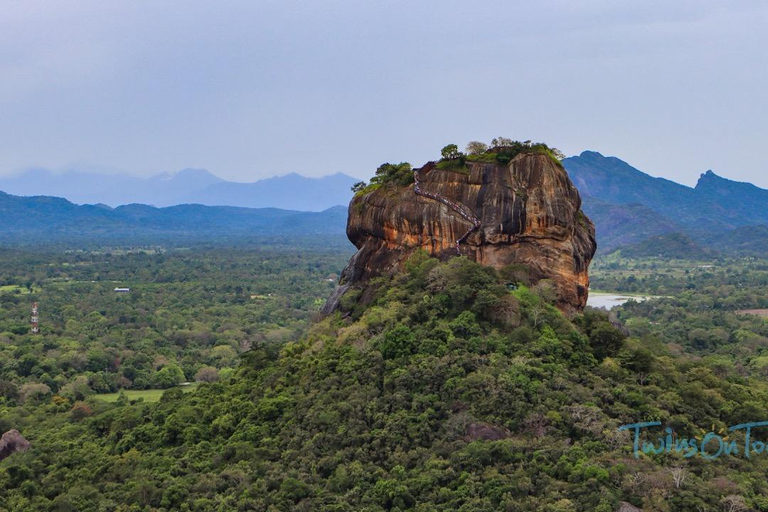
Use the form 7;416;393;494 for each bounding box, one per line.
413;167;481;254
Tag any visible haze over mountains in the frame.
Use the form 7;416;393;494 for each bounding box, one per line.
0;168;357;211
1;151;766;255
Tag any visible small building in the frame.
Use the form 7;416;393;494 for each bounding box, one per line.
114;287;131;293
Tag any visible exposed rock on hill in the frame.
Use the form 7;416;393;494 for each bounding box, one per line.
326;152;596;314
0;429;30;461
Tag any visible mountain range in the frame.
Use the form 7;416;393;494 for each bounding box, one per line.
0;191;348;248
561;151;768;255
1;151;766;256
0;168;357;211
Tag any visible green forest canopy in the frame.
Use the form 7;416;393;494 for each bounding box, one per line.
3;250;768;511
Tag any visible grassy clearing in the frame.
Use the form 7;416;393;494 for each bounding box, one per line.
0;284;37;294
95;382;200;403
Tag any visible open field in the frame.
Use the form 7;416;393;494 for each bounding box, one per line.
0;284;37;294
95;382;200;403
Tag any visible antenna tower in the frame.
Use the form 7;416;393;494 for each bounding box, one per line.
31;302;39;334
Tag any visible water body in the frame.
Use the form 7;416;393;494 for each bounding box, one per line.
587;292;653;310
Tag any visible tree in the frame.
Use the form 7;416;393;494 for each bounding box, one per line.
0;380;19;401
589;323;627;361
491;137;514;147
194;366;219;383
721;495;748;512
371;162;413;187
449;310;481;337
668;466;687;489
59;375;92;401
19;382;51;403
440;144;461;160
211;345;238;366
377;324;416;359
465;141;488;155
152;364;185;389
551;147;566;161
351;181;367;193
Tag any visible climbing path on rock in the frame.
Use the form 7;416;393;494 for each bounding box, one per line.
413;167;481;255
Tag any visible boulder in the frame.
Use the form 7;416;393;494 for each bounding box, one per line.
0;429;30;461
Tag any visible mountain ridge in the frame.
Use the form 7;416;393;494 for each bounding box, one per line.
0;168;357;211
0;191;349;247
562;151;768;253
3;150;767;255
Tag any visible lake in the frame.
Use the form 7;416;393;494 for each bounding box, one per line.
587;292;653;310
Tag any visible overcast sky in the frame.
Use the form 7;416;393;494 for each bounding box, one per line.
1;1;767;186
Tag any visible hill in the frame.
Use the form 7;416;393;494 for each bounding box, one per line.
4;255;768;510
577;197;683;250
0;169;357;211
616;232;711;259
0;191;349;247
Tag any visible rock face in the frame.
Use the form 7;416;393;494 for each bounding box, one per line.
325;152;596;314
0;429;30;461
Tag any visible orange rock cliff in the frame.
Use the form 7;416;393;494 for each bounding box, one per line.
324;151;597;315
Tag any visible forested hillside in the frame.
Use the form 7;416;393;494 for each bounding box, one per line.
4;252;768;511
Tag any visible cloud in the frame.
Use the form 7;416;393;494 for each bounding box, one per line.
0;1;766;186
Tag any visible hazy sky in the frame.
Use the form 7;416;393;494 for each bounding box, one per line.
1;1;767;186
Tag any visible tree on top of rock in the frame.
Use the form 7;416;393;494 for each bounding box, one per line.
440;144;462;160
465;141;488;155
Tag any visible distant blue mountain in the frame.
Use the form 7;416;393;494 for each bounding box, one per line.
4;152;766;255
0;168;358;211
182;172;358;211
563;151;768;254
0;190;349;247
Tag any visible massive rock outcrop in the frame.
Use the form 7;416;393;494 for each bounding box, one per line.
0;429;30;462
325;152;596;314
